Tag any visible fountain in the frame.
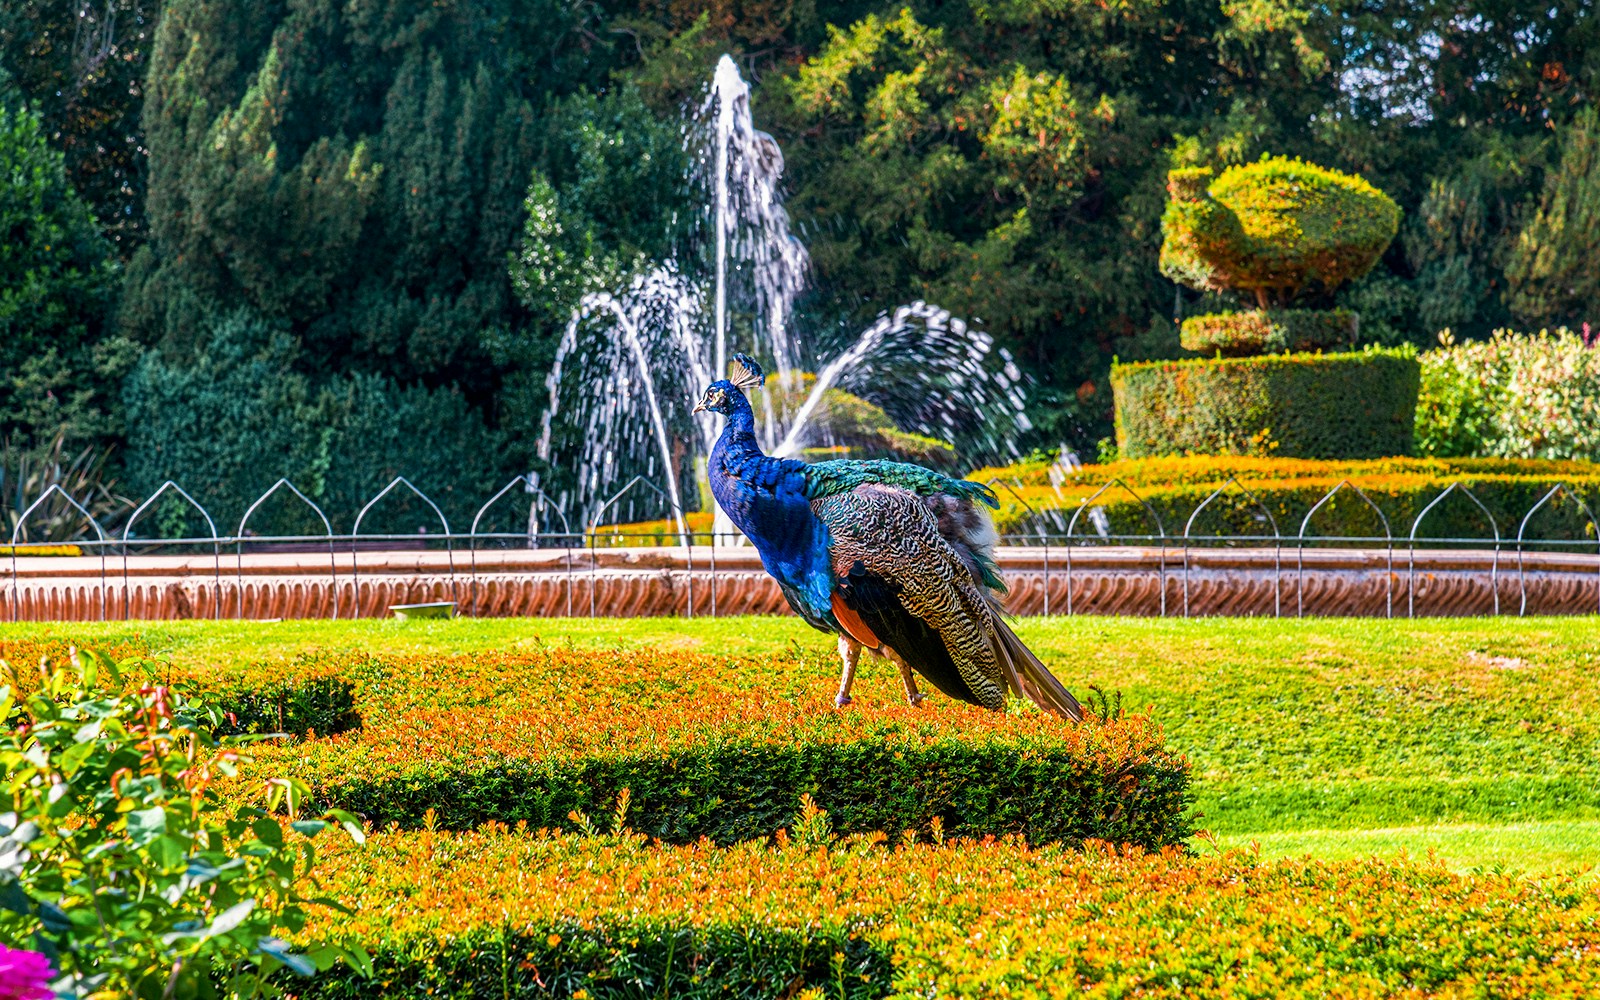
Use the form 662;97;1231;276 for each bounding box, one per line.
537;55;1031;541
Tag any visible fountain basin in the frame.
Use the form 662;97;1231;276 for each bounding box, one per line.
0;547;1590;621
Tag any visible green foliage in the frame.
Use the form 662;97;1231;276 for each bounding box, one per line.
120;312;510;535
1417;327;1600;461
0;648;369;997
0;89;129;452
0;433;129;543
0;0;154;250
1180;308;1357;357
1160;157;1401;308
1507;108;1600;327
1112;348;1419;459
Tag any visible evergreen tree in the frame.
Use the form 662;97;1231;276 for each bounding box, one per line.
0;82;129;451
1507;107;1600;328
0;0;156;250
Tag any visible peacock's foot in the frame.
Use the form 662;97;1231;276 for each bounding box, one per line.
834;692;854;708
906;692;926;707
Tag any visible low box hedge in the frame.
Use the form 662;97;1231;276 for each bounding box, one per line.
240;649;1193;848
294;831;1600;999
1112;348;1420;460
969;454;1600;540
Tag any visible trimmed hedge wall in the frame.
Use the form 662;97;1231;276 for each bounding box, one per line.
970;454;1600;540
1180;308;1357;356
234;648;1193;848
1112;349;1419;460
296;834;1600;999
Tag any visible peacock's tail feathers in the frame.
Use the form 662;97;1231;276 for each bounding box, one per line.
989;616;1084;722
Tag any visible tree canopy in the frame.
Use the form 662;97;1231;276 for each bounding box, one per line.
0;0;1594;503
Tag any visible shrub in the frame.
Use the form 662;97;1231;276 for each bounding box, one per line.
291;831;1600;999
239;649;1193;849
120;312;513;536
1417;327;1600;461
0;91;128;452
0;649;369;997
1179;308;1356;357
1112;348;1419;460
1160;158;1401;307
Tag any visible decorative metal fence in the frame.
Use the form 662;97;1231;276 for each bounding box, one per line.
6;473;1599;621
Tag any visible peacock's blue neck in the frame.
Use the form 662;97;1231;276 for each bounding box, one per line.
707;388;834;624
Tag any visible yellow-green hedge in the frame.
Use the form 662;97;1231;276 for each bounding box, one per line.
1159;157;1400;302
1180;308;1357;356
971;455;1600;540
1111;349;1419;460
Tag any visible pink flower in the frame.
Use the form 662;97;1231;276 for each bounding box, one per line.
0;945;54;1000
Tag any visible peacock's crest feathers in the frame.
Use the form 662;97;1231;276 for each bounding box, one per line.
801;459;1000;509
730;353;766;391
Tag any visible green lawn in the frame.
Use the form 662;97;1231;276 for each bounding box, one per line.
4;615;1598;872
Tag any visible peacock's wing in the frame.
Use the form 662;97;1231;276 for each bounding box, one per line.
814;481;1083;721
811;482;1011;710
803;459;1006;595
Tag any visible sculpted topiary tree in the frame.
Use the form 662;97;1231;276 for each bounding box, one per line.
1113;156;1416;460
1160;156;1401;356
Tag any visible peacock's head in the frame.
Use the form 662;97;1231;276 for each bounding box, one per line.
693;354;765;415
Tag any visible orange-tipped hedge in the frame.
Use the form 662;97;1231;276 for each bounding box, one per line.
238;648;1192;848
295;832;1600;999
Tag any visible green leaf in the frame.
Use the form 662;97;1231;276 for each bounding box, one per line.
125;806;167;844
251;817;284;848
325;808;366;846
290;819;327;837
59;738;96;776
149;834;187;869
258;936;316;976
204;899;256;939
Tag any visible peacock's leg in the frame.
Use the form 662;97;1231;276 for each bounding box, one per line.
881;648;925;706
835;636;861;707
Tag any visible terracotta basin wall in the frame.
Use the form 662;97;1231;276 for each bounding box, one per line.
0;547;1593;621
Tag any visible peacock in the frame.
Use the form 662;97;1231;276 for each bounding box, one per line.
696;354;1083;721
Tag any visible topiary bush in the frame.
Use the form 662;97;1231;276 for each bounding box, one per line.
1160;158;1401;307
1112;348;1419;460
1180;309;1357;357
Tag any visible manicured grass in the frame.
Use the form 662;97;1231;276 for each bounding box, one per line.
5;614;1597;867
1225;819;1600;874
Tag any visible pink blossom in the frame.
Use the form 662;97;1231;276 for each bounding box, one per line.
0;945;54;1000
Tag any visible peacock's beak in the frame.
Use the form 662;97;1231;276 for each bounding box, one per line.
692;399;708;414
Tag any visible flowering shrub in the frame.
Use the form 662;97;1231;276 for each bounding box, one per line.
0;945;53;1000
287;829;1600;999
0;650;370;997
248;649;1192;848
1417;327;1600;461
